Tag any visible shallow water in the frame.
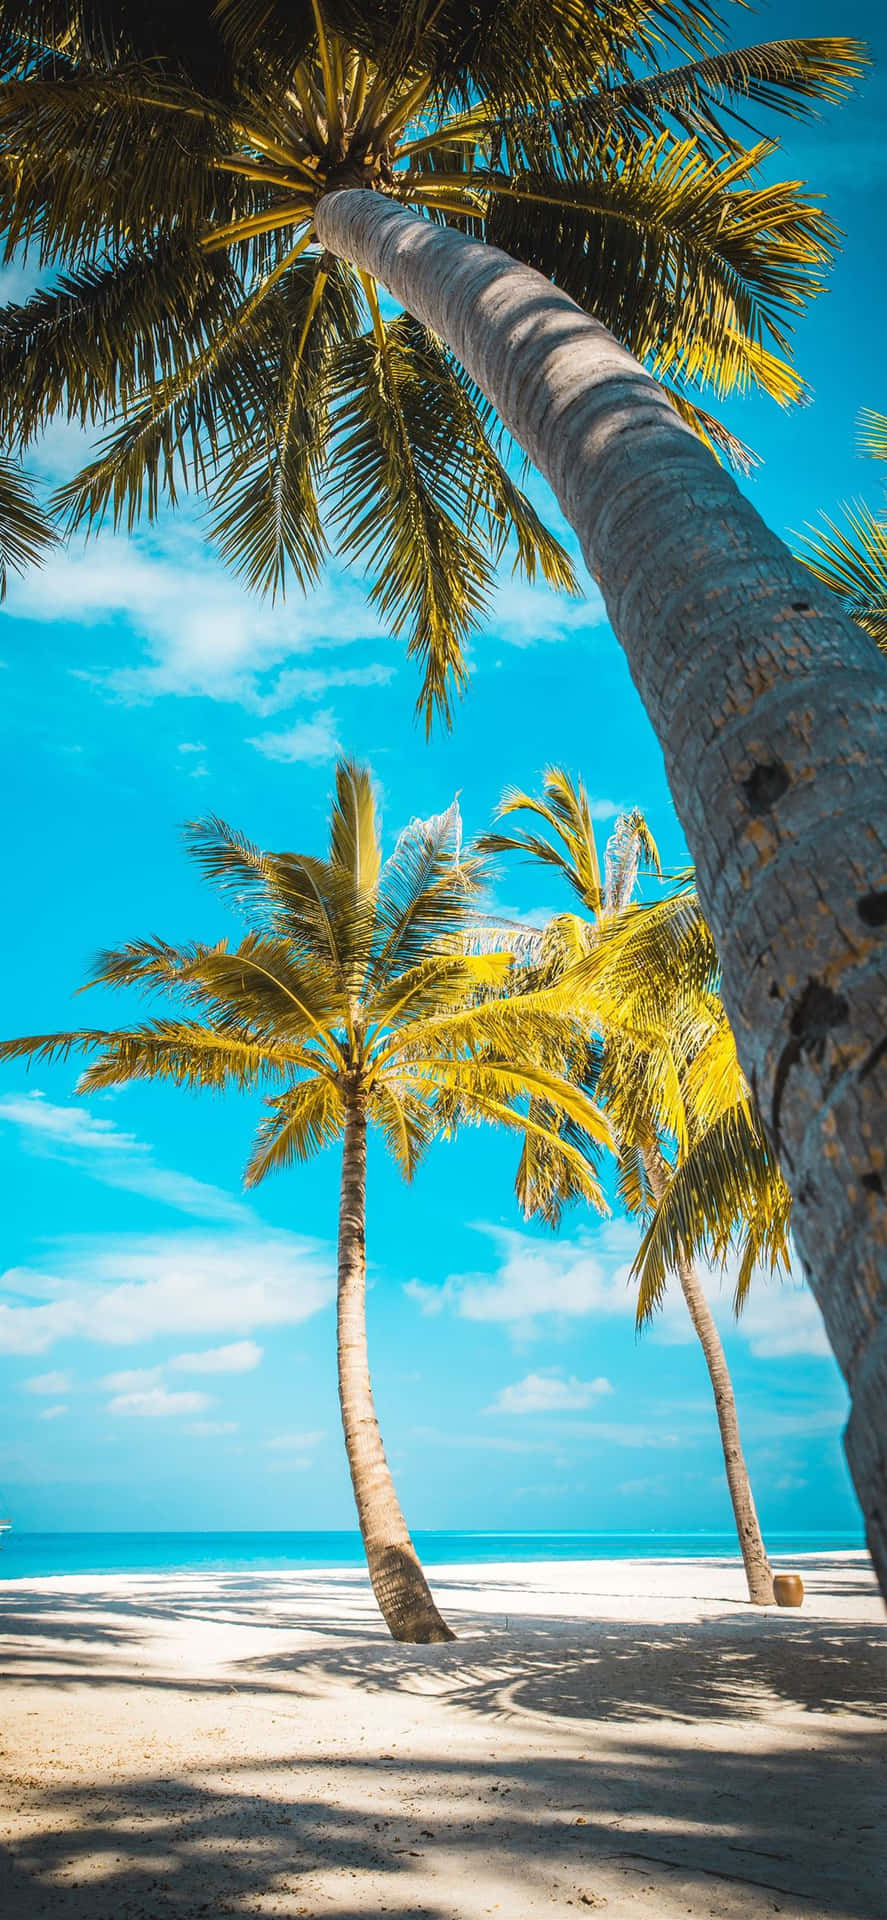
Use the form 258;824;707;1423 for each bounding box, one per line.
0;1527;863;1580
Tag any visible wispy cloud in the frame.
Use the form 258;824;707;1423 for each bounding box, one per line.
0;1229;334;1355
108;1386;213;1419
0;1094;141;1156
39;1403;69;1421
0;1092;251;1225
266;1428;324;1469
170;1339;263;1375
248;710;340;764
24;1369;73;1396
408;1221;827;1362
486;1371;614;1415
6;522;393;708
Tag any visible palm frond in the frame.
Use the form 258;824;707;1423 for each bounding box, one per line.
370;1080;434;1179
797;503;887;651
632;1103;791;1321
244;1073;345;1185
0;454;56;594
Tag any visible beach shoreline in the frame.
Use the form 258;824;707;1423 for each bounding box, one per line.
1;1554;884;1918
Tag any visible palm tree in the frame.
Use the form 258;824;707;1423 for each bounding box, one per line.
0;455;55;593
481;771;779;1602
0;759;608;1642
0;9;885;1594
798;409;887;652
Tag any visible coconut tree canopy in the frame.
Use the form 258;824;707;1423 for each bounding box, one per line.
0;1;866;720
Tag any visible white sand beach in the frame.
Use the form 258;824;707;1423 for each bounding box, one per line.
0;1554;884;1920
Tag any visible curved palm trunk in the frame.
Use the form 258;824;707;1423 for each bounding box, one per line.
315;189;887;1595
642;1146;774;1604
337;1093;455;1642
675;1250;775;1605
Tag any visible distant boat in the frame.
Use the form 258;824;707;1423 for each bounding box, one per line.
0;1520;11;1547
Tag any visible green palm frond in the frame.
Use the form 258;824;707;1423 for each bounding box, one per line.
0;455;56;594
632;1103;792;1321
797;503;887;652
0;4;864;724
370;1080;435;1179
244;1075;345;1185
858;408;887;461
0;757;607;1218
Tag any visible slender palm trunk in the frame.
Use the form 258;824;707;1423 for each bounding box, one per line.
676;1250;775;1605
315;189;887;1594
337;1092;454;1642
641;1146;774;1604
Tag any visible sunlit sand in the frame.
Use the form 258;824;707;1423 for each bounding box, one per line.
1;1554;883;1918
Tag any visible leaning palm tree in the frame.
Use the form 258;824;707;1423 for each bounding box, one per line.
481;771;780;1602
797;409;887;653
0;7;885;1592
0;759;608;1642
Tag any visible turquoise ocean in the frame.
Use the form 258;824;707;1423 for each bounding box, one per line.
0;1529;864;1581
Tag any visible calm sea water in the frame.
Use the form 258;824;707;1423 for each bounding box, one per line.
0;1529;864;1581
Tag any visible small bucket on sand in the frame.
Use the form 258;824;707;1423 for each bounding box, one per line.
773;1572;804;1608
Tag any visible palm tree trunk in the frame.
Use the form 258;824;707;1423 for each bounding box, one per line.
314;188;887;1595
675;1250;775;1605
337;1091;454;1642
641;1145;775;1604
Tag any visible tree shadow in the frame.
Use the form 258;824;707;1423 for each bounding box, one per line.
1;1731;884;1919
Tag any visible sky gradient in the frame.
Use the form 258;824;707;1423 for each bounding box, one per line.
0;0;882;1538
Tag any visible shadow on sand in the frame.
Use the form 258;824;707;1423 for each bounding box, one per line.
0;1557;884;1918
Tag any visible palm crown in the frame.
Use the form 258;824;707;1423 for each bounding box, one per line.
480;768;791;1313
0;760;609;1203
0;2;866;721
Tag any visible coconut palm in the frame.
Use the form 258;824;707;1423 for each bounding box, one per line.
0;759;608;1642
481;770;781;1602
0;455;55;593
0;8;885;1592
798;409;887;652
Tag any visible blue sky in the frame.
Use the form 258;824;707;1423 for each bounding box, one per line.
0;0;882;1538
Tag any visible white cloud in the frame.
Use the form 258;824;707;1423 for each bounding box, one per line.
108;1387;213;1418
267;1430;324;1453
24;1370;72;1395
39;1404;69;1422
486;1371;614;1415
257;662;394;710
248;710;340;764
170;1339;263;1375
6;522;392;708
0;1229;334;1355
0;1092;251;1225
0;1094;141;1155
485;573;608;649
101;1366;164;1392
731;1278;830;1360
177;741;207;754
408;1222;829;1364
406;1221;638;1326
187;1419;239;1437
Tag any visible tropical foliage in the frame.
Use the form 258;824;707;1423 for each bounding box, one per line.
0;3;865;721
0;758;610;1639
798;408;887;652
480;766;786;1603
480;770;791;1311
0;457;55;595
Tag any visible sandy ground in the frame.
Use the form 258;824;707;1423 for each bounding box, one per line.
0;1553;884;1920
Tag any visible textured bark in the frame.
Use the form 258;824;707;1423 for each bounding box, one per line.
337;1094;455;1642
643;1149;775;1605
314;188;887;1594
